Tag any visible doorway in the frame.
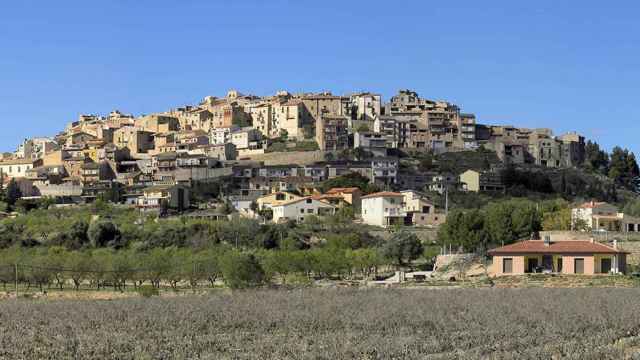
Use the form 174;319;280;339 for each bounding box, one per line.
574;258;584;274
542;255;553;272
601;258;612;274
527;258;538;273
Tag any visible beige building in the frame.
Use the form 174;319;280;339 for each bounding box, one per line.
256;191;305;210
200;95;249;129
489;238;628;275
350;92;381;121
300;93;351;125
250;102;276;138
273;100;307;139
0;159;38;179
114;127;155;156
459;169;505;193
316;115;349;151
135;114;179;133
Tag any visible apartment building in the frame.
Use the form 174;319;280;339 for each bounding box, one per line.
361;191;405;227
316;115;349;151
350;92;381;121
113;127;155;156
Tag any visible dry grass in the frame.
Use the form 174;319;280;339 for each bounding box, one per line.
0;288;639;359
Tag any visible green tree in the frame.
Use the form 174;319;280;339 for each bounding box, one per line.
220;251;266;289
88;220;123;248
542;208;572;231
5;179;22;207
584;140;609;174
382;231;424;266
438;209;487;251
609;146;639;188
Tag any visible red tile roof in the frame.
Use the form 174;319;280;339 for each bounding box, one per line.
488;240;627;255
577;201;609;209
326;187;359;194
361;191;403;199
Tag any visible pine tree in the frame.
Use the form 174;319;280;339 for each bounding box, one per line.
5;179;22;206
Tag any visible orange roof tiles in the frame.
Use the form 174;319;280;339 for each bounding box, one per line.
326;187;359;194
361;191;403;199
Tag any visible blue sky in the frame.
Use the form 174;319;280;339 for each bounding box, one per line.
1;1;639;154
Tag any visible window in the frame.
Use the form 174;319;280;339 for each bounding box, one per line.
307;209;313;214
300;209;304;214
503;258;513;273
306;199;312;204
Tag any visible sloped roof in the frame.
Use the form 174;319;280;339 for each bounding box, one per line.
577;201;610;209
488;240;627;255
326;187;360;194
274;196;337;208
361;191;403;199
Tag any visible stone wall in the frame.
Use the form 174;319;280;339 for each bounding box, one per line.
240;150;331;166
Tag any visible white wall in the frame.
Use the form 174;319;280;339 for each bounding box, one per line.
272;198;335;223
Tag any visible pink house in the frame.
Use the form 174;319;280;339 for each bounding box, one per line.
488;238;628;276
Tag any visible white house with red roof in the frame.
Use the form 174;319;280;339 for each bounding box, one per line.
271;196;336;223
571;201;640;232
361;191;406;227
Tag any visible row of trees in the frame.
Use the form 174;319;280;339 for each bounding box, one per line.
0;230;424;291
437;199;543;252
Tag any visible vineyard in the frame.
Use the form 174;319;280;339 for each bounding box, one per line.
1;288;640;359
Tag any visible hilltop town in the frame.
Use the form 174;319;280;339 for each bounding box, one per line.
0;88;595;224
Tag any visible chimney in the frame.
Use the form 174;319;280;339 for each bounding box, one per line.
613;239;618;250
544;235;551;246
590;237;595;243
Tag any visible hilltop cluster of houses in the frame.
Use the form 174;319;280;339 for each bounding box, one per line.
0;89;587;225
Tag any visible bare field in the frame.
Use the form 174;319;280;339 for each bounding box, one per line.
0;288;639;359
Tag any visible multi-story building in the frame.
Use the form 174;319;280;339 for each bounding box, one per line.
571;202;640;232
210;126;239;145
0;158;39;179
361;191;406;227
300;93;351;125
135;114;179;133
114;127;155;156
272;99;308;139
230;127;262;150
15;137;58;160
316;115;349;151
350;92;381;121
459;169;505;193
